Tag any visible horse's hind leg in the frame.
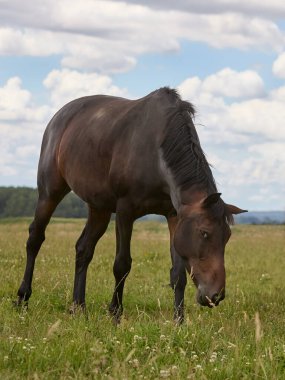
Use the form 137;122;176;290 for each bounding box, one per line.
71;207;111;312
109;203;134;322
16;193;68;306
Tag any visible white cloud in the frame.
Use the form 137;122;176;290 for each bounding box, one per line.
269;85;285;101
0;77;30;117
202;68;265;98
178;69;285;142
0;71;128;184
0;77;50;121
0;78;49;183
0;121;43;182
178;69;285;210
43;69;129;108
179;68;265;101
208;145;285;210
0;1;284;73
0;27;64;56
272;52;285;78
126;0;285;19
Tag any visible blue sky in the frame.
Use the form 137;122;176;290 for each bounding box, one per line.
0;0;285;211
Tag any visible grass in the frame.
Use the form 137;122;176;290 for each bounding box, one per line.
0;219;284;379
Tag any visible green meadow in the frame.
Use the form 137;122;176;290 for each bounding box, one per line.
0;219;284;379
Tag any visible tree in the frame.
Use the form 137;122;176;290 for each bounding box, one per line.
0;187;87;218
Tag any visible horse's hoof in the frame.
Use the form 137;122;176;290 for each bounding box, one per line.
69;303;86;315
174;313;184;325
112;313;121;325
109;305;122;325
12;298;28;309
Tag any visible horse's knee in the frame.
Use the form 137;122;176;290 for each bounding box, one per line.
75;243;94;268
26;222;45;253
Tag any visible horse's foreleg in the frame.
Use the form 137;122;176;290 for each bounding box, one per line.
167;215;187;324
109;205;134;322
16;197;60;306
71;208;111;312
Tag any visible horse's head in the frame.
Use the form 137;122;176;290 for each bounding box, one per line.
174;193;246;307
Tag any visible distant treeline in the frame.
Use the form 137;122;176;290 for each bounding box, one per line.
0;187;87;218
0;187;284;223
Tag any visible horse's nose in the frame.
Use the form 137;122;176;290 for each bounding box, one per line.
211;291;225;306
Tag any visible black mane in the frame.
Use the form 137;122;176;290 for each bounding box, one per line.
161;89;217;193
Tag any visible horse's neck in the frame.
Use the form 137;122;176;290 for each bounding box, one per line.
167;181;212;213
158;150;216;212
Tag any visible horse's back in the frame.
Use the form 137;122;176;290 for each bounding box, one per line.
37;89;179;213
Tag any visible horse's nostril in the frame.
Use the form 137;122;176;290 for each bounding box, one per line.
212;293;224;306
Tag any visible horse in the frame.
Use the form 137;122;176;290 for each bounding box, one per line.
16;87;246;322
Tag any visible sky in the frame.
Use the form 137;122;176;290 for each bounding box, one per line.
0;0;285;211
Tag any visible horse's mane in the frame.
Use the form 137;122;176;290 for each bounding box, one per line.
160;88;217;193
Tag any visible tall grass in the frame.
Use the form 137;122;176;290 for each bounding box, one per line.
0;219;284;379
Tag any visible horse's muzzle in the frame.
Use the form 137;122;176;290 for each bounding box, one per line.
197;289;225;308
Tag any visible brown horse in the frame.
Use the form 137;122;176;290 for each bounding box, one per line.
16;87;246;322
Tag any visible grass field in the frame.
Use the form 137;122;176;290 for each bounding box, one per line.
0;219;284;379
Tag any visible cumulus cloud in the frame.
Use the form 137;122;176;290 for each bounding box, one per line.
0;1;285;74
178;68;285;210
0;120;44;183
178;68;285;142
43;69;129;108
126;0;285;19
0;78;48;183
0;77;31;118
272;52;285;78
207;142;285;210
179;68;265;100
0;77;50;121
0;71;128;184
202;68;265;98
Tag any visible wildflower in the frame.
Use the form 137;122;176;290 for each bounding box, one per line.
210;352;217;363
160;369;170;378
129;359;140;368
260;273;271;281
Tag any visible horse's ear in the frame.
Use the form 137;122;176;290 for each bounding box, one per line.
202;193;222;208
226;204;247;215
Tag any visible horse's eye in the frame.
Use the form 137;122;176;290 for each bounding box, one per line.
200;230;208;239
